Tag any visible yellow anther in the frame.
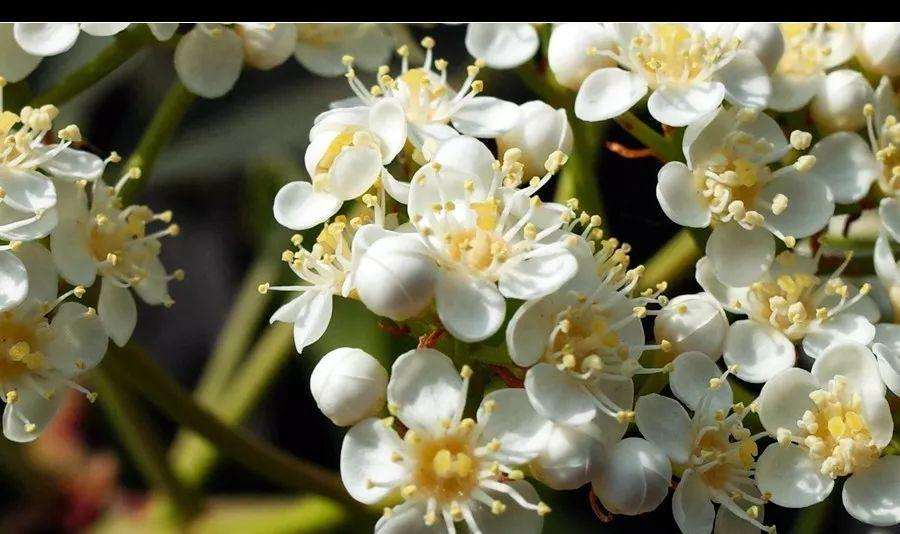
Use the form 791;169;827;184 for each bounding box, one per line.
507;469;524;480
660;339;673;352
790;130;812;150
863;103;875;118
8;341;30;361
420;36;435;49
341;54;354;66
5;391;17;404
401;484;417;499
491;500;506;515
470;80;484;94
396;45;410;57
460;365;473;379
257;283;270;294
537;502;552;516
73;286;86;298
483;399;496;413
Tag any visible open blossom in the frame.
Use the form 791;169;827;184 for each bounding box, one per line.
175;23;297;98
653;292;728;359
575;23;771;126
465;24;539;70
295;24;394;77
697;250;880;383
657;106;835;287
755;342;899;527
339;37;519;149
273;98;407;230
341;348;552;534
0;243;108;442
864;78;900;242
547;23;617;91
768;23;856;112
407;136;578;342
50;171;181;347
636;352;772;534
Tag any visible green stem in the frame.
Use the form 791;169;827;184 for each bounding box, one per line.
92;367;201;522
171;323;295;487
120;80;196;202
190;496;347;534
30;25;156;107
514;62;568;109
101;344;365;511
638;229;703;293
554;119;608;221
614;112;683;163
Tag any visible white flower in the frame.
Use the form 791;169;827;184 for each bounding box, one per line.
310;347;388;426
175;24;297;98
857;23;900;76
339;37;520;149
657;106;834;286
653;292;728;359
810;69;874;134
264;215;389;354
547;23;617;91
636;352;772;534
0;243;108;442
497;101;574;179
873;232;900;322
294;24;393;78
355;231;437;322
697;250;880;383
732;23;784;73
341;348;552;533
591;437;672;516
755;342;899;527
273;98;407;230
0;102;105;243
871;323;900;396
864;78;900;241
574;23;771;126
465;23;540;70
507;235;668;427
50;174;181;347
768;23;856;112
408;136;578;342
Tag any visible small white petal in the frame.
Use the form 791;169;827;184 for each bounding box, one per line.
761;166;834;239
498;243;578;300
478;388;553;465
647;82;726;127
340;418;407;504
802;313;876;359
723;320;796;383
768;72;825;113
13;23;79;56
3;386;65;442
673;469;715;534
757;367;818;434
452;97;521;138
670;351;732;413
327;147;382;201
465;23;539;70
756;444;834;508
388;348;463;433
706;224;774;287
809;133;881;204
525;363;596;426
290;289;333;353
0;250;27;312
174;25;244;98
634;393;693;465
592;437;672;516
435;270;506;343
98;277;137;347
575;68;648;122
273;181;342;231
715;50;771;109
842;456;900;527
656;161;711;228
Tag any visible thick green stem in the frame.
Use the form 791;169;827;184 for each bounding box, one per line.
30;25;156;107
120;80;195;201
614;112;683;163
91;367;201;522
554;119;608;221
514;62;568;109
101;344;364;511
171;323;295;486
190;496;347;534
638;229;703;293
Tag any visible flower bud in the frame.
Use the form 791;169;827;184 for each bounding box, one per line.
310;347;388;426
497;101;574;178
355;234;437;321
810;69;874;134
858;23;900;76
592;437;671;515
530;425;604;490
735;23;784;73
547;23;616;90
239;23;297;71
653;293;728;359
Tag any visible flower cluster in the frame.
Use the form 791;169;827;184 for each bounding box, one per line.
266;25;900;533
0;82;180;442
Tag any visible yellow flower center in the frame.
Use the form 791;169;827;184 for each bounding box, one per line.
0;315;44;382
629;25;738;89
411;433;480;505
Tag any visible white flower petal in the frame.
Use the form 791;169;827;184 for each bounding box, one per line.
706;224;774;287
525;363;596;426
768;72;824;113
761;166;834;239
432;135;497;188
3;385;64;442
80;23;130;37
873;341;900;396
435;270;506;343
809;133;881;204
368;99;407;162
842;456;900;527
328;146;382;201
881;198;900;243
723;320;795;383
465;23;539;70
174;25;244;98
656;161;711;228
291;289;333;353
670;351;732;413
694;257;748;314
452;97;521;138
0;203;57;241
0;24;41;82
530;425;603;490
634;393;693;465
802;313;876;359
715;50;771;109
756;444;834;508
875;234;900;290
683;107;728;169
15;242;55;304
388;348;463;433
273;181;342;231
13;23;79;56
375;502;437;534
0;250;27;312
472;481;544;533
340;418;407;504
647;82;726;127
477;388;552;465
239;23;296;71
50;215;96;287
505;295;557;367
98;276;137;347
38;146;105;182
757;367;818;434
592;437;672;516
673;469;715;534
812;342;887;412
44;302;108;376
148;23;179;41
0;167;56;212
498;243;578;300
575;68;648;122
